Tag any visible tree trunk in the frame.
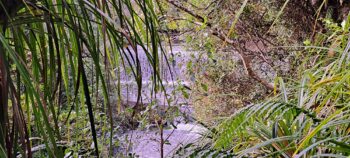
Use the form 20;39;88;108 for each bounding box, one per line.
0;0;23;154
0;39;9;157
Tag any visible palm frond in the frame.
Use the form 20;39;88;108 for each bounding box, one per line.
0;0;166;157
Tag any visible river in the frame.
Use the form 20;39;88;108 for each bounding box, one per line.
112;44;206;157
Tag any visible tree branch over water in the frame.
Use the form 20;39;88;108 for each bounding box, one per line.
165;0;275;91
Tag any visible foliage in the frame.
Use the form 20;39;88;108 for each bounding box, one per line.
189;52;260;124
173;142;235;158
161;0;316;124
2;0;350;157
0;0;165;157
186;13;350;157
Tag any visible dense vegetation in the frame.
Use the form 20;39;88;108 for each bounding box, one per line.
1;0;350;157
0;0;164;157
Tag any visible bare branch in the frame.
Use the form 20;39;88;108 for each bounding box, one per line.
165;0;275;91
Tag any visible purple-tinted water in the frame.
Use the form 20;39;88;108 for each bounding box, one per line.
113;45;207;157
116;45;193;104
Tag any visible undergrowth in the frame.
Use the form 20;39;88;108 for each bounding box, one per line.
175;11;350;157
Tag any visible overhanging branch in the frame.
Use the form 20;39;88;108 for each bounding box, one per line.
165;0;275;91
